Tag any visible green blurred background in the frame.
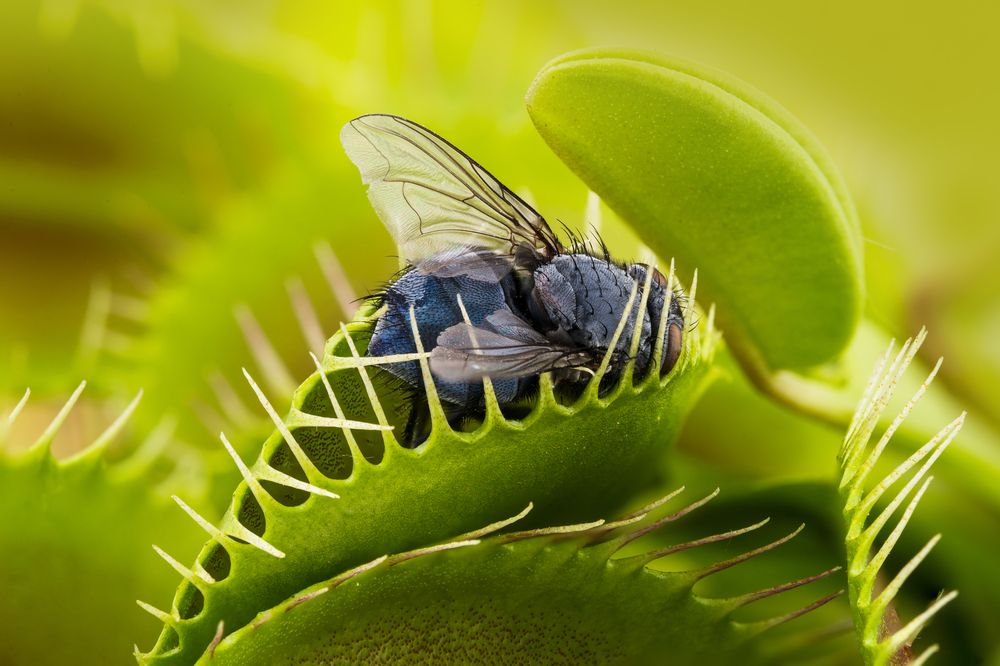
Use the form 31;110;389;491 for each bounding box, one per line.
1;1;998;663
3;0;999;432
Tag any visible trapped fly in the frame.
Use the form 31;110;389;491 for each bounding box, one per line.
341;114;684;445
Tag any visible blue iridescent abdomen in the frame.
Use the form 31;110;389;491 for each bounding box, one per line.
369;269;521;406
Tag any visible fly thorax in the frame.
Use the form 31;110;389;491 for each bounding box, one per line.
532;254;644;355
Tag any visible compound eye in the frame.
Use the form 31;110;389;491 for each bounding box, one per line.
662;323;683;376
526;286;557;332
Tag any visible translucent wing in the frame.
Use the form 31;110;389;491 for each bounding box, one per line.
340;114;561;269
411;245;515;282
430;310;593;381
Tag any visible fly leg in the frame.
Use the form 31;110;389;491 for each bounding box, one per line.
402;399;432;448
402;396;485;447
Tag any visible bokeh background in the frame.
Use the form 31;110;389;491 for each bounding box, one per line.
1;1;998;664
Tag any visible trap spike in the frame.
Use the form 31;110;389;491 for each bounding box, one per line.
308;351;364;463
841;336;927;493
390;539;481;566
590;280;639;395
235;304;296;395
864;331;927;440
696;524;805;581
454;293;501;422
207;621;225;658
77;278;112;367
153;544;214;585
848;461;934;580
618;486;686;522
7;387;30;426
884;590;958;657
242;368;325;485
327;554;389;589
844;341;895;446
865;535;941;637
284;586;330;612
910;644;940;666
175;479;286;558
30;380;86;456
587;513;653;538
193;562;217;584
172;495;226;543
735;566;842;608
287;408;393;432
66;389;144;466
616;487;720;551
220;432;267;503
680;269;698;371
535;371;561;412
750;589;844;633
254;464;339;500
853;358;943;494
407;304;449;429
624;518;771;568
136;600;175;625
457;503;534;541
841;339;901;481
287;277;327;357
229;523;285;559
624;260;656;386
114;416;175;477
650;259;675;380
703;303;717;356
855;412;962;532
315;242;359;316
502;520;607;544
339;324;395;448
326;351;432;370
858;477;935;589
208;370;254;427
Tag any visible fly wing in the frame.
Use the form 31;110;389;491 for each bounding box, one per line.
430;309;593;381
411;245;515;282
340;114;561;271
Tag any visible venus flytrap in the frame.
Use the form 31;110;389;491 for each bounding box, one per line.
526;48;864;378
0;385;207;666
136;263;718;664
526;55;1000;657
199;489;842;665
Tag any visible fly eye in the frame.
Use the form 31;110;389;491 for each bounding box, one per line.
526;287;556;332
662;323;683;376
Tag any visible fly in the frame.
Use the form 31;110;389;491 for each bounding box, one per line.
340;114;684;445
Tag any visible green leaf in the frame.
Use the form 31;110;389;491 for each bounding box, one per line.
199;489;839;665
136;269;718;664
526;48;863;372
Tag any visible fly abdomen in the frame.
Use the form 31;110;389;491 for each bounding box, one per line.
368;269;520;408
531;254;652;375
